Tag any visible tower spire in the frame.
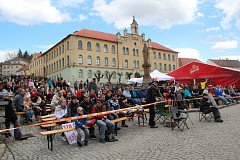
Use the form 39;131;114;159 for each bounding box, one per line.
131;16;138;35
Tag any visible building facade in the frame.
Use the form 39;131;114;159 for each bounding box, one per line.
30;18;178;83
207;59;240;71
2;57;28;77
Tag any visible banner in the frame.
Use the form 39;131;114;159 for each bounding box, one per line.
62;123;77;145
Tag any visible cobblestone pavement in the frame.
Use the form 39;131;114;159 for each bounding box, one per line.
1;104;240;160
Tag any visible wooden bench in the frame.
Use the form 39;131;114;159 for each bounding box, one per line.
40;127;75;151
41;117;56;121
39;114;55;120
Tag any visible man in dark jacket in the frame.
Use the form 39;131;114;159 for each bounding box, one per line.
67;96;80;117
79;93;96;139
200;93;223;122
0;83;28;140
146;81;160;128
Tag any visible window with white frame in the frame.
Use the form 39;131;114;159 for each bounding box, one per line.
104;44;108;52
78;55;83;64
125;60;128;68
78;69;83;78
87;55;92;65
78;40;82;49
104;57;108;66
112;58;116;67
96;43;100;52
153;52;156;59
96;56;100;66
159;63;162;70
88;70;92;78
87;42;91;51
112;45;115;54
154;63;157;69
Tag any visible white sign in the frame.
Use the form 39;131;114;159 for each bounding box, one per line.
62;123;78;145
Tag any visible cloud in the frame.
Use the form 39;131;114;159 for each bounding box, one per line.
58;0;86;7
202;27;220;32
0;0;70;25
92;0;199;29
211;40;238;50
0;50;17;62
196;12;204;18
215;0;240;29
78;14;87;21
175;48;201;59
37;44;54;52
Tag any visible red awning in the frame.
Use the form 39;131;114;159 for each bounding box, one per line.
167;61;240;88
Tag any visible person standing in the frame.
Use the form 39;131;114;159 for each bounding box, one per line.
146;81;159;128
0;83;28;140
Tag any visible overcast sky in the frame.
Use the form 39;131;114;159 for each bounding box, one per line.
0;0;240;62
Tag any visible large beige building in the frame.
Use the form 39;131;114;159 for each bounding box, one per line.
30;18;178;83
2;57;28;77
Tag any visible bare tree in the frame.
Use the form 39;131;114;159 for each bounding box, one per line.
94;71;104;82
105;71;114;82
5;52;17;60
134;72;141;78
117;72;123;83
126;72;133;80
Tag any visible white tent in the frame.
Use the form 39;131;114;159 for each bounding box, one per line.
126;77;143;84
150;69;174;81
126;70;174;84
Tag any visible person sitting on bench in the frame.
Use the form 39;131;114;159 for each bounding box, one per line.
200;93;223;122
72;107;89;147
54;99;68;141
92;99;116;143
108;93;128;127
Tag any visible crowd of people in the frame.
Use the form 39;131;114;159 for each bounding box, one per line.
0;76;239;146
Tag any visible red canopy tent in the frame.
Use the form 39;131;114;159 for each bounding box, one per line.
167;61;240;89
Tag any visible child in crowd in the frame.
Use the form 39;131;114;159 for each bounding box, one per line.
73;107;89;147
23;96;33;122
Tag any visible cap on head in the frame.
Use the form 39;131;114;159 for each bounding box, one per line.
77;107;83;112
71;95;77;99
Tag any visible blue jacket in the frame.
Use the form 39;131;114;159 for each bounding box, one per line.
214;88;223;96
72;113;87;129
138;89;147;98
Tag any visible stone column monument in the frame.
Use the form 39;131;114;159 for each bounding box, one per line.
142;43;151;86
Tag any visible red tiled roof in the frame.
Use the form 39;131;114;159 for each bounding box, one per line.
150;42;177;52
35;53;42;58
2;61;10;65
73;29;177;52
16;65;29;72
73;29;118;43
179;58;202;67
209;59;240;68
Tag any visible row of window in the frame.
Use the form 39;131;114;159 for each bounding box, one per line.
46;58;65;74
79;41;116;54
153;52;175;61
32;59;43;69
153;63;176;72
3;66;18;69
78;55;141;68
123;47;139;56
